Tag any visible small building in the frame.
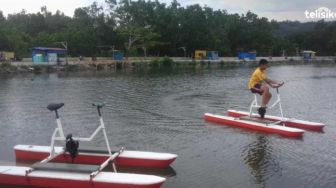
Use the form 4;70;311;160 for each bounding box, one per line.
206;51;219;60
32;47;66;65
301;50;316;60
195;50;207;60
238;51;256;60
0;51;15;61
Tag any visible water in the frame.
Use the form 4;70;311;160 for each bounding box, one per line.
0;64;336;188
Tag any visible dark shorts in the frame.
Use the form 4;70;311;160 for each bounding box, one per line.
251;84;263;95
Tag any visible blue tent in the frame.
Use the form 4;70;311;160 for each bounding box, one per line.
238;52;256;60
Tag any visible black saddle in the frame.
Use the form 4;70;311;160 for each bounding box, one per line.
47;103;64;111
92;102;104;108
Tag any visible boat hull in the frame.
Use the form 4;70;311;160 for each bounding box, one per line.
14;145;177;168
204;113;305;137
0;166;165;188
227;109;324;131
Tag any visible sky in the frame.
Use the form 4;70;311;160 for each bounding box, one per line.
0;0;335;21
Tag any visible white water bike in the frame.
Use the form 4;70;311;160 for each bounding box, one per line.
205;86;324;137
1;102;178;188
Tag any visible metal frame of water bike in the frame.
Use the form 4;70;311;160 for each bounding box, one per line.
40;103;121;173
249;87;285;125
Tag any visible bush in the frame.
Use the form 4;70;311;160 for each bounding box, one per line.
149;59;160;69
32;65;43;74
116;62;123;70
0;62;12;68
0;62;18;73
161;56;173;68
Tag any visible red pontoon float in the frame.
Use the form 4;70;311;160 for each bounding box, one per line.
0;165;165;188
204;113;304;137
227;110;324;131
14;103;177;168
14;145;177;168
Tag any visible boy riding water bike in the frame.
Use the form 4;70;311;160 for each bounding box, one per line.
248;59;284;118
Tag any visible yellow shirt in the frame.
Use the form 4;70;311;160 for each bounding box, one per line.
248;68;267;89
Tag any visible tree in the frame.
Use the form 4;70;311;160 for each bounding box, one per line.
1;0;336;58
115;0;162;57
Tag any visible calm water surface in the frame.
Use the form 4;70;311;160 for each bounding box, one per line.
0;64;335;188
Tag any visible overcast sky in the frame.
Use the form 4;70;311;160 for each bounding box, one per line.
1;0;335;21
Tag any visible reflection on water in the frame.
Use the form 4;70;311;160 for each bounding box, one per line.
241;136;281;187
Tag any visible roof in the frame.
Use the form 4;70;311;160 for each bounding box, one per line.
31;47;66;55
32;47;66;52
302;50;316;53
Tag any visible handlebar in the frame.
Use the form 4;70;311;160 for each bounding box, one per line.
92;102;105;117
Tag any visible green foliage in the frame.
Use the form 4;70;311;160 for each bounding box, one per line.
0;1;335;58
116;62;123;70
148;57;174;70
149;59;160;69
0;62;17;73
162;56;173;67
0;62;12;68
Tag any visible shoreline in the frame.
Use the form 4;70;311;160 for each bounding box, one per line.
1;56;335;74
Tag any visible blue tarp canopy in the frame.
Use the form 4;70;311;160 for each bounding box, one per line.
237;52;256;60
32;47;66;55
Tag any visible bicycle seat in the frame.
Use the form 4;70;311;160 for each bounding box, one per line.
47;103;64;111
92;102;105;108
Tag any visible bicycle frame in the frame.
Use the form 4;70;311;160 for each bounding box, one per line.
43;105;116;171
249;88;284;120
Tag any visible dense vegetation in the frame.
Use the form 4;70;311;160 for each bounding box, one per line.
0;0;335;59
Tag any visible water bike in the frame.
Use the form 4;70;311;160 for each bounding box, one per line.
14;103;177;167
205;86;324;137
0;103;177;188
